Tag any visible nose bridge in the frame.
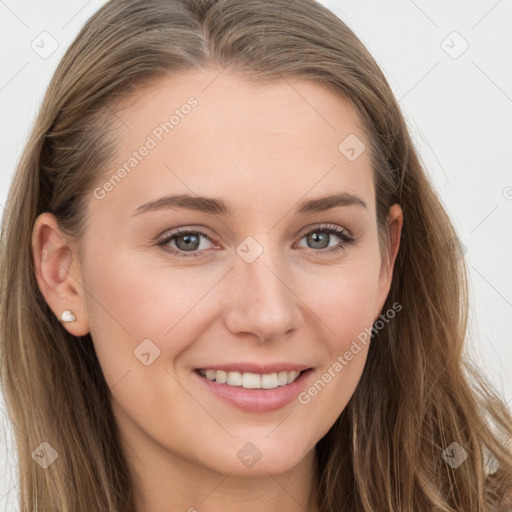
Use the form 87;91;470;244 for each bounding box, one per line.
225;234;301;340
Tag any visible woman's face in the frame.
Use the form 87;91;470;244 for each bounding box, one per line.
34;68;402;480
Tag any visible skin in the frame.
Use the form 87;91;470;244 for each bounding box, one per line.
32;67;403;512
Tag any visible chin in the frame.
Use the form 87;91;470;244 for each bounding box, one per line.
201;433;314;476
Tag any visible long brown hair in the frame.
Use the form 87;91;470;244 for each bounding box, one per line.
1;0;511;510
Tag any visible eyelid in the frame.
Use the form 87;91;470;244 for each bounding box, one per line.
156;225;218;244
295;222;353;240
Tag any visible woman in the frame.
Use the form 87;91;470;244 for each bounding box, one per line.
1;0;511;510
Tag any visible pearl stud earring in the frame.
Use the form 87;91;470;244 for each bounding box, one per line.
61;310;76;323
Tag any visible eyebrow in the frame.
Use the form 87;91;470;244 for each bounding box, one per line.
131;191;367;217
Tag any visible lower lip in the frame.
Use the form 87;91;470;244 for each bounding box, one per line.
193;369;313;413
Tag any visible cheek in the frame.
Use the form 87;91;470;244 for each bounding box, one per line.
305;257;381;347
292;258;380;424
82;248;225;384
82;251;226;450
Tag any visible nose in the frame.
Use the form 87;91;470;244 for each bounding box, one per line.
223;241;302;343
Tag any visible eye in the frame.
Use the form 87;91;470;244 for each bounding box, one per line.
157;228;216;258
156;223;355;258
296;224;355;255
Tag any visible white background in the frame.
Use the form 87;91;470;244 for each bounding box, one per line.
1;1;511;509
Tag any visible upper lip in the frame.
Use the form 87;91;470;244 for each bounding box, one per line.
195;363;312;374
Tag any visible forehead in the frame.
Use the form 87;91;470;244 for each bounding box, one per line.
90;68;374;219
118;68;368;145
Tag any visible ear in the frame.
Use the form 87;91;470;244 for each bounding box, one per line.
374;203;403;320
31;212;90;336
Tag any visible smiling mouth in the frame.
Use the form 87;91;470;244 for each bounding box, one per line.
195;368;309;390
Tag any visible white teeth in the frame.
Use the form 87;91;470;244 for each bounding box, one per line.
287;370;300;384
226;371;242;386
277;371;288;386
261;373;278;389
199;369;304;389
242;372;261;389
216;370;227;384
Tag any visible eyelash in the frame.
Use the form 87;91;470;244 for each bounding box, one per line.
156;224;355;258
